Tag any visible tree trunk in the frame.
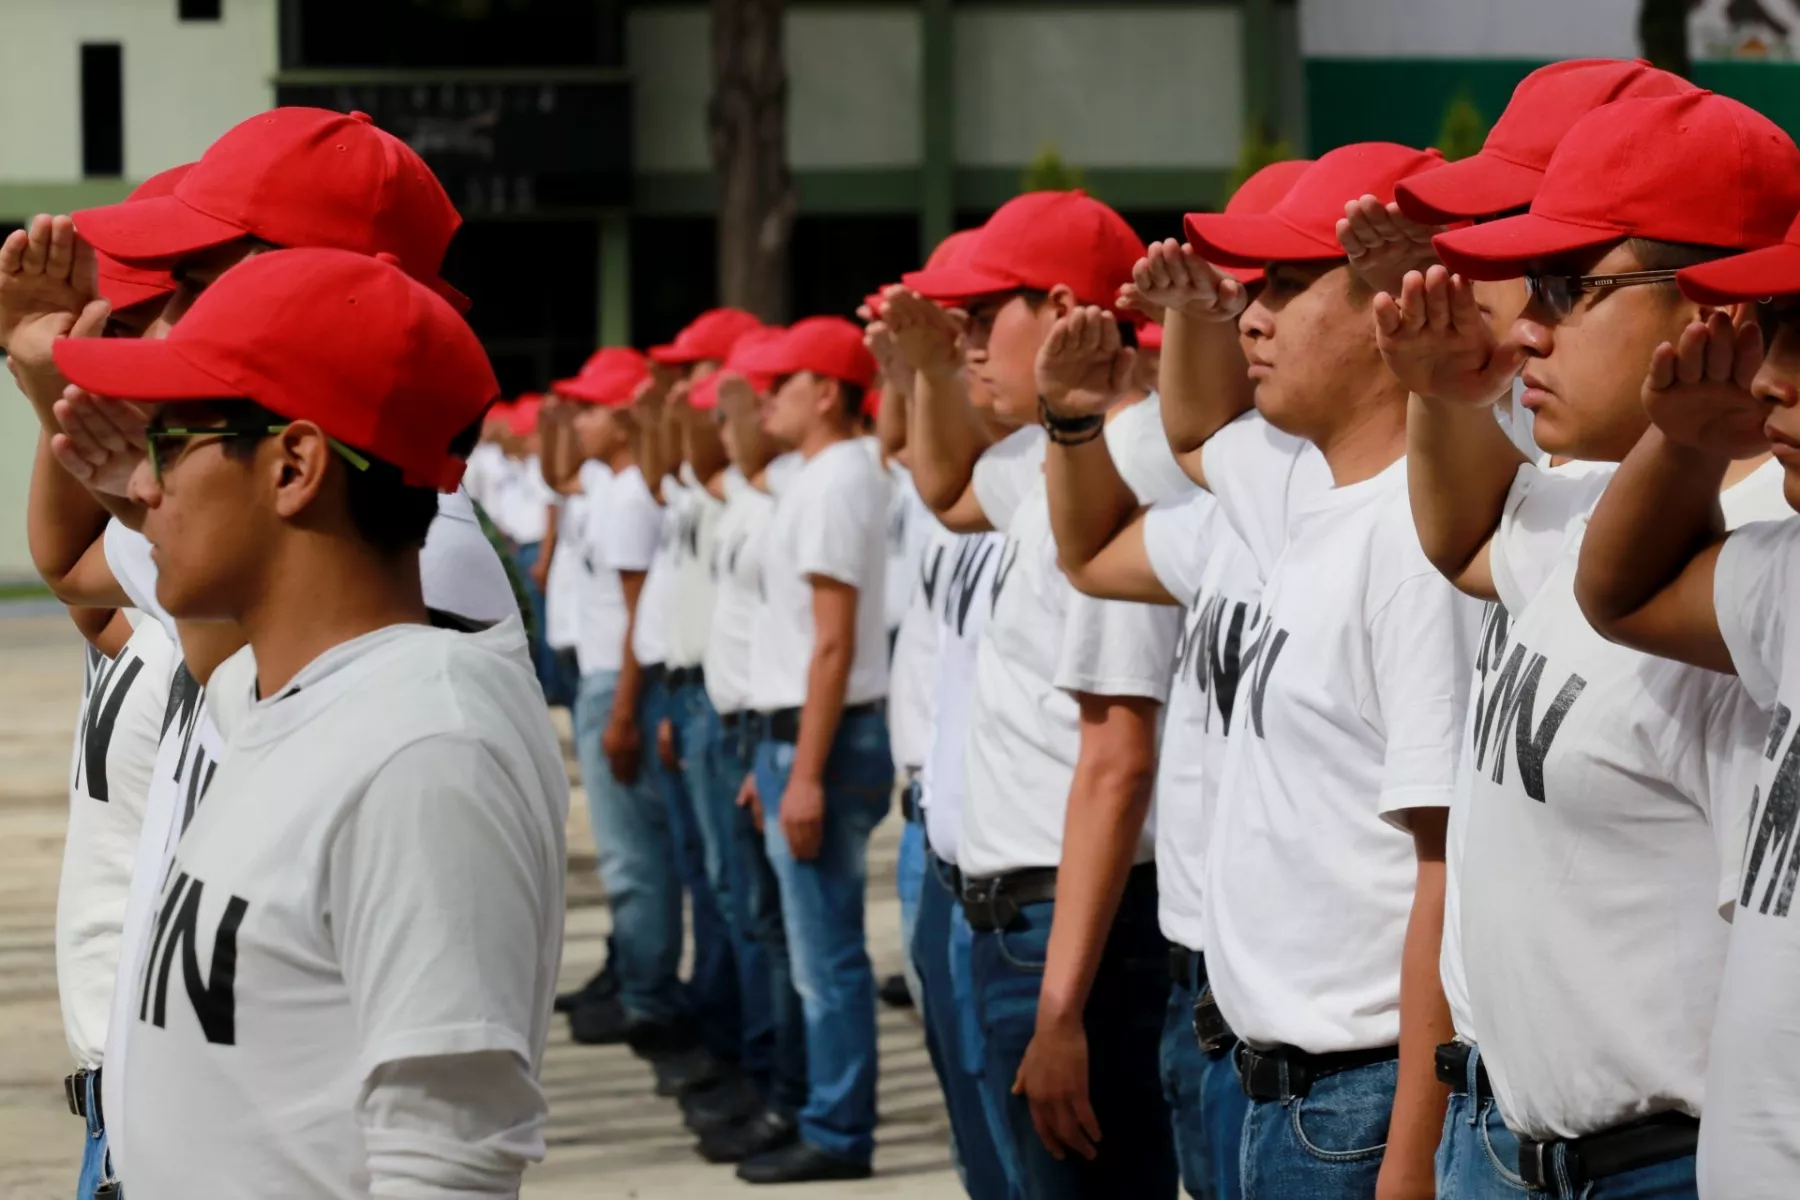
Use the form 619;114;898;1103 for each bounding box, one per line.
708;0;795;322
1639;0;1693;78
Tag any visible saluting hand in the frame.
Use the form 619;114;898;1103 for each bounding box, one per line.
1641;310;1772;461
1120;239;1246;323
1337;195;1443;301
1373;265;1524;407
1035;306;1135;419
880;287;963;379
0;215;102;372
50;382;153;497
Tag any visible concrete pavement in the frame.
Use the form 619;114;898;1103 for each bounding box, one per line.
0;611;961;1199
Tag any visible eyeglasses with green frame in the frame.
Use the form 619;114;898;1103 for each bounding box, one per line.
144;420;372;483
1524;268;1681;320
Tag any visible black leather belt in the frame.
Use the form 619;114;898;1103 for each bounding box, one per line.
64;1067;102;1125
667;665;705;691
763;700;883;744
1435;1041;1494;1103
1517;1112;1699;1191
900;771;922;823
1169;944;1201;985
642;663;666;687
720;710;748;735
960;867;1061;932
927;847;962;897
1234;1043;1399;1102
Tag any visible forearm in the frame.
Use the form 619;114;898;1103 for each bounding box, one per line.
28;432;115;598
791;640;852;783
1045;434;1138;577
1406;393;1524;596
1158;309;1253;460
1577;427;1727;631
876;377;910;460
1386;853;1453;1197
637;406;671;501
610;574;649;721
1037;712;1155;1028
908;366;989;511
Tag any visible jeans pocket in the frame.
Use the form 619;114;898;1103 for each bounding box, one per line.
991;924;1048;973
1476;1101;1532;1191
1288;1064;1393;1164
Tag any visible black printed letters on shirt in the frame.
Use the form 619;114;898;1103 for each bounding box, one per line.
140;869;249;1046
1742;702;1800;918
75;648;147;802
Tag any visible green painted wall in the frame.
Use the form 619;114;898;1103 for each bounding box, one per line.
1304;58;1800;155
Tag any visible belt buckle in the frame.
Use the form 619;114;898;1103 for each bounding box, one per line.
64;1072;81;1118
1518;1139;1550;1190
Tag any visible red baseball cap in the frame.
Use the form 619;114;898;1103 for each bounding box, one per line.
96;165;193;312
1185;144;1444;267
73;108;469;313
54;248;498;491
1396;60;1695;224
735;316;878;390
648;308;764;366
688;326;786;410
1191;159;1314;285
904;191;1145;310
1434;92;1800;281
1678;209;1800;303
555;347;651;407
507;395;544;438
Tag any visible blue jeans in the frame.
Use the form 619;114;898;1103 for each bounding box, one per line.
1238;1052;1395;1199
755;707;894;1165
970;875;1178;1199
675;686;774;1084
1519;1141;1696;1199
640;672;739;1060
1436;1043;1530;1199
915;853;1021;1200
1162;955;1249;1200
76;1071;112;1200
574;669;685;1023
896;794;926;1006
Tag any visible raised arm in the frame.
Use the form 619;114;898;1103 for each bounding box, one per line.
883;287;993;529
1376;267;1528;600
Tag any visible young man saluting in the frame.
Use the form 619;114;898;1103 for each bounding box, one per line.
52;248;569;1199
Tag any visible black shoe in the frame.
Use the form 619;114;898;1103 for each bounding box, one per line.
680;1070;763;1134
737;1140;870;1184
567;995;631;1045
555;964;618;1014
653;1046;732;1098
698;1108;798;1165
625;1016;703;1061
878;973;914;1009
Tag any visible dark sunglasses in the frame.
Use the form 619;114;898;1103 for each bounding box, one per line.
1524;268;1681;319
145;421;371;483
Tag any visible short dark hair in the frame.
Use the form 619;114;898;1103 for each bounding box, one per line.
217;400;437;556
838;380;865;421
1625;238;1735;303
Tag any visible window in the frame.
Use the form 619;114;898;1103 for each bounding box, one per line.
179;0;223;20
80;44;124;178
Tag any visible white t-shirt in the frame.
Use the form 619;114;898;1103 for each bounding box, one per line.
490;456;553;546
705;469;776;715
422;487;523;627
667;468;724;670
1202;420;1482;1055
1105;393;1194;505
56;618;175;1069
959;427;1181;877
118;620;567;1200
583;464;663;677
631;479;680;669
461;442;506;512
1706;508;1800;1197
1461;460;1783;1142
104;521;177;646
748;439;892;711
544;493;583;651
921;527;1008;867
1141;491;1266;953
888;510;948;773
886;465;934;635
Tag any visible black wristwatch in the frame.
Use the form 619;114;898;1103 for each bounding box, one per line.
1038;394;1105;445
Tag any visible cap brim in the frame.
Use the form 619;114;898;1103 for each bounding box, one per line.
900;263;1018;304
73;194;248;267
53;337;240;403
1394;154;1545;224
1432;212;1624;281
429;277;472;316
96;270;174;313
648;343;685;365
1678;243;1800;305
1182;213;1344;268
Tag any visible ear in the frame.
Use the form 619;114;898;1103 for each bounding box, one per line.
1047;283;1080;318
269;421;334;520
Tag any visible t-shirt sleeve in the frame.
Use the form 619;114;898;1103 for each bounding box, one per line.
1367;565;1481;822
1198;412;1328;577
1714;518;1800;711
332;735;556;1077
1053;587;1181;702
102;519;177;642
1685;681;1771;919
971;426;1047;532
358;1051;546;1196
598;476;664;573
1104;395;1195;506
1140;492;1219;609
795;456;883;589
1490;461;1615;615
